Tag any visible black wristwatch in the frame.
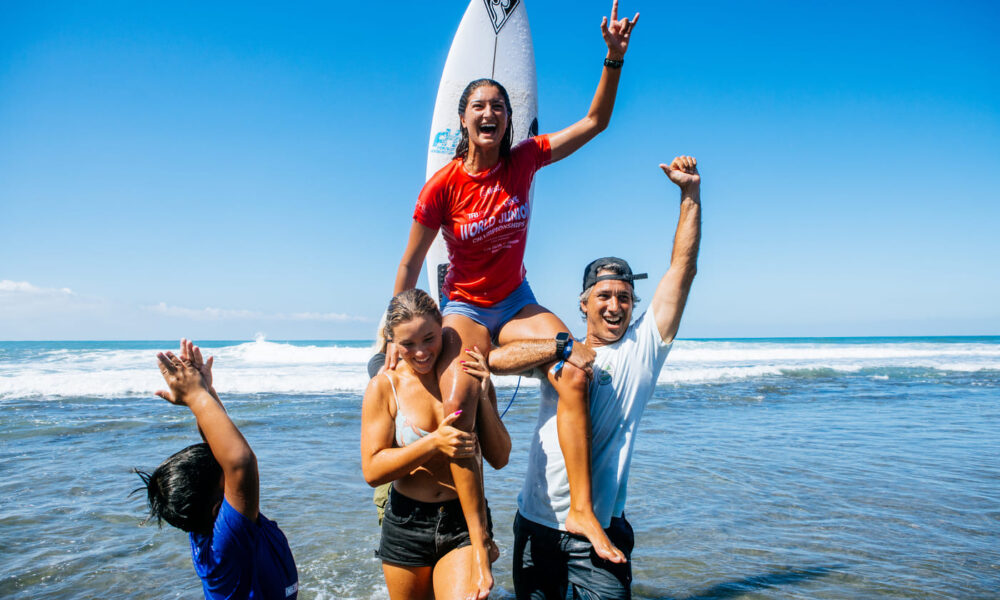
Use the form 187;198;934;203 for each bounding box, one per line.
555;332;571;360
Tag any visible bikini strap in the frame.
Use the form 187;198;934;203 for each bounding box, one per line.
382;372;400;414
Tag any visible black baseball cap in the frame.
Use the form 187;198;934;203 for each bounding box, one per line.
582;257;647;292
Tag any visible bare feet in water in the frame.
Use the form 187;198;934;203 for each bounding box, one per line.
565;507;626;563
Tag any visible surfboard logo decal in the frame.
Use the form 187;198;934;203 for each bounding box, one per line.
431;128;462;154
483;0;519;34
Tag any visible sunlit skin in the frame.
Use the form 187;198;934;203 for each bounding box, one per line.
384;316;467;508
459;86;509;174
471;154;701;596
362;310;512;600
583;279;636;348
155;339;260;524
389;2;643;590
392;315;443;376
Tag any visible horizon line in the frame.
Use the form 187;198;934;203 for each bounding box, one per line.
2;334;999;344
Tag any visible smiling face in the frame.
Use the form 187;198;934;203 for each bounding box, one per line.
391;314;442;375
459;85;510;152
582;277;635;347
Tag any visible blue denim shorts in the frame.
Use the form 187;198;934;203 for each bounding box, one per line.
441;279;537;341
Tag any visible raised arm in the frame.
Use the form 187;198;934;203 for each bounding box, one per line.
547;0;639;163
394;221;438;295
180;341;221;442
360;376;477;486
156;339;259;521
651;156;702;343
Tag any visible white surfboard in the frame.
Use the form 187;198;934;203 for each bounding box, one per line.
424;0;538;306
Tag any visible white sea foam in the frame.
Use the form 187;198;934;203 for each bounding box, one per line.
216;339;371;365
1;339;997;399
671;341;1000;363
653;340;1000;384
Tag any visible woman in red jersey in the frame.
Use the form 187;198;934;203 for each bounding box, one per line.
390;3;639;596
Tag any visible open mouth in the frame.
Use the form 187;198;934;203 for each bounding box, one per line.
603;314;623;327
413;354;435;368
479;123;498;134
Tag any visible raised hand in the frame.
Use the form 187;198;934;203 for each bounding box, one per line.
661;155;700;190
385;341;400;372
155;341;210;406
433;410;478;459
601;0;639;60
179;338;215;389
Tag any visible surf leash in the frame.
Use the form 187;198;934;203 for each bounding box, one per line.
499;376;520;420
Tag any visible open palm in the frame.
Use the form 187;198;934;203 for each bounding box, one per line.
180;338;214;389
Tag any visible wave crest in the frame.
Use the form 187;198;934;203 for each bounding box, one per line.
1;339;998;400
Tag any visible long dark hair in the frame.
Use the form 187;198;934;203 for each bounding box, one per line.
453;78;514;160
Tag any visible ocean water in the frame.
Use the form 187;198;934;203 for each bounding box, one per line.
1;337;998;599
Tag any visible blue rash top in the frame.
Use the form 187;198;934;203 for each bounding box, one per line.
189;499;299;600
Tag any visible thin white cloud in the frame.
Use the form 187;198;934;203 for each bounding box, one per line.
0;280;372;338
145;302;368;323
0;280;110;339
2;282;367;323
0;280;74;295
287;311;366;322
146;302;263;320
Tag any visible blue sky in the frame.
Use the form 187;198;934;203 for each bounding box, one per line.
1;0;998;340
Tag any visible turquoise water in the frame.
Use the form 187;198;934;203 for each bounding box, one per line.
1;338;999;598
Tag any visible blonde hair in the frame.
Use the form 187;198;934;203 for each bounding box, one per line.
382;289;442;347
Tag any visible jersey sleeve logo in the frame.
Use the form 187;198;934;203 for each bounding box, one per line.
483;0;519;34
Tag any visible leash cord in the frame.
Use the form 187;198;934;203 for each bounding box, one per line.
499;376;521;420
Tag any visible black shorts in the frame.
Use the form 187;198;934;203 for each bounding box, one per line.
513;511;635;600
376;487;493;567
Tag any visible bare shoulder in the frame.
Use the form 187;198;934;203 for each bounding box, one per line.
362;374;392;412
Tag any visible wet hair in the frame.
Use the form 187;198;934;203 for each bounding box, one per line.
579;265;642;319
133;443;222;535
454;78;514;160
383;288;442;343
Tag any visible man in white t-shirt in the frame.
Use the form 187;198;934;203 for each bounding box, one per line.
490;155;702;599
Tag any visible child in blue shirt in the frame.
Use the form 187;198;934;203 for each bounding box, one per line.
136;339;299;599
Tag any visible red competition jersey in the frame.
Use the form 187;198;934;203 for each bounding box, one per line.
414;135;551;306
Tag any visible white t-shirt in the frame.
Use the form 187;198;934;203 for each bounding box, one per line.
517;307;672;530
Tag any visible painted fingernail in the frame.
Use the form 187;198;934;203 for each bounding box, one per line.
454;410;463;416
